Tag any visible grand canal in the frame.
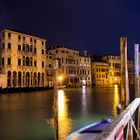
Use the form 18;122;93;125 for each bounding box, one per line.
0;86;120;140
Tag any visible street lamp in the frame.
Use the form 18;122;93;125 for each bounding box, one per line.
58;75;63;87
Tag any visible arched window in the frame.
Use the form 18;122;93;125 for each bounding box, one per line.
38;73;40;86
31;72;33;86
23;56;25;66
26;72;30;87
7;71;11;87
34;73;37;86
13;71;17;87
26;57;30;66
18;72;22;87
23;72;25;87
42;73;44;86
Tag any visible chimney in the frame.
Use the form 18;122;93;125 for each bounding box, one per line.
84;51;87;56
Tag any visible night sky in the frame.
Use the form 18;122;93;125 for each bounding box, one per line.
0;0;140;58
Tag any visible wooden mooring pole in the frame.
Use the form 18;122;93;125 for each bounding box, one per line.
54;59;59;140
120;37;129;107
134;44;140;138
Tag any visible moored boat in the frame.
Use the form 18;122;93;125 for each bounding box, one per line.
66;119;113;140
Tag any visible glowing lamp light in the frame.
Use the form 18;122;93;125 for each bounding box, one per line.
58;76;63;81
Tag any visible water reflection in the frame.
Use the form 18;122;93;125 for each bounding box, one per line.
81;86;87;116
58;90;72;140
113;84;120;117
49;90;72;140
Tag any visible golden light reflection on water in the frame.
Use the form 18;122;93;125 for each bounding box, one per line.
113;84;120;117
48;90;72;140
58;90;72;140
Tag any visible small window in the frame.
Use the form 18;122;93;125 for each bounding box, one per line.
23;36;25;41
18;45;21;51
23;57;25;66
2;58;4;65
42;62;44;67
49;56;52;59
34;39;36;43
34;61;36;67
7;58;11;65
30;38;32;42
30;45;32;52
18;59;21;66
42;49;44;55
8;43;11;49
34;47;36;54
18;35;21;41
23;44;25;51
8;33;11;39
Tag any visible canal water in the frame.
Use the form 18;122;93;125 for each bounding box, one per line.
0;85;120;140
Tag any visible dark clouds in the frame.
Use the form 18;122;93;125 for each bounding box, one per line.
0;0;140;58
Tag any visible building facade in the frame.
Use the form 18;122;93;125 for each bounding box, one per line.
48;46;80;87
79;54;92;86
92;61;109;86
102;55;133;85
48;46;92;87
0;29;46;88
46;52;55;87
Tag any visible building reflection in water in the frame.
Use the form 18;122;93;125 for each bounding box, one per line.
113;84;120;117
48;89;72;140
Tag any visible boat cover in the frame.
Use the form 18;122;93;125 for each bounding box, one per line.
80;119;112;133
